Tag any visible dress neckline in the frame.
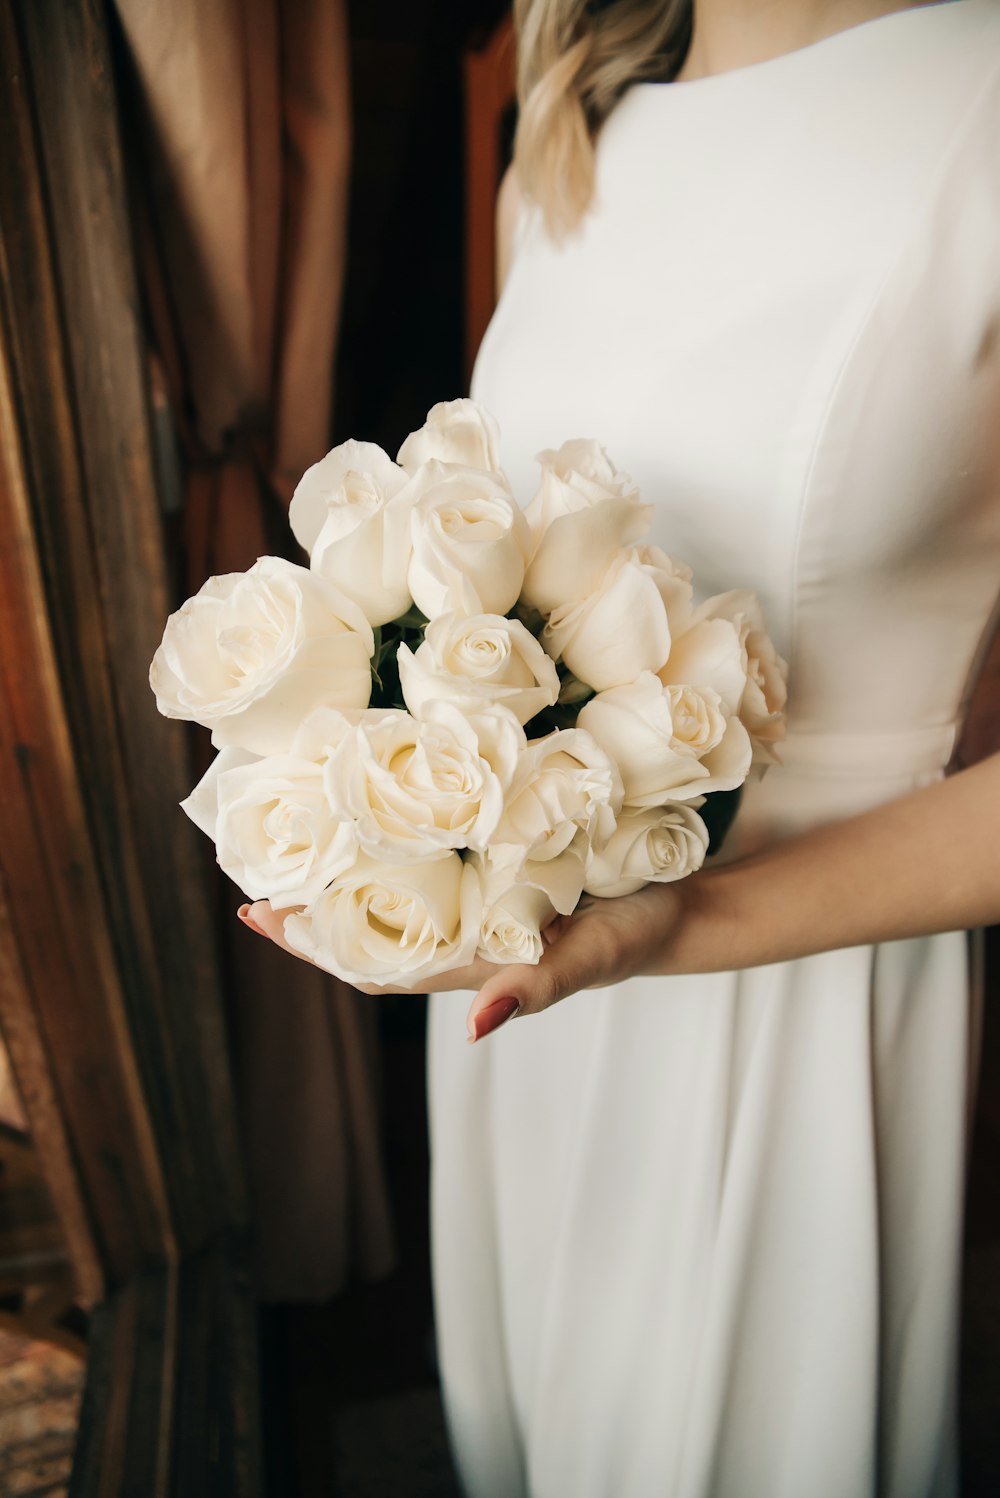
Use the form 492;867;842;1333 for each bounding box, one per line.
634;0;965;94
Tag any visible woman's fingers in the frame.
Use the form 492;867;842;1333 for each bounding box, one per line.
466;908;615;1039
237;882;678;1026
239;901;307;959
238;902;398;993
236;902;496;996
423;954;501;993
465;883;684;1038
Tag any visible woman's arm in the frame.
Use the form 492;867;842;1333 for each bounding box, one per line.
666;747;1000;971
458;748;1000;1034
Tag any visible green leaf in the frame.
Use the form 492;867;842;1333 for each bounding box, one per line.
391;604;430;632
511;598;545;638
700;786;743;856
556;663;594;708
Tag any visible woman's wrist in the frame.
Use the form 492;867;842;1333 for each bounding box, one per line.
652;862;744;977
648;750;1000;981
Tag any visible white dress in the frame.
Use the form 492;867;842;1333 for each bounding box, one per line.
427;4;1000;1495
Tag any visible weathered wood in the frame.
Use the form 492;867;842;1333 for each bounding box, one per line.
0;1121;74;1291
0;866;106;1306
68;1245;261;1498
463;14;516;385
0;252;172;1283
1;0;247;1267
0;0;265;1478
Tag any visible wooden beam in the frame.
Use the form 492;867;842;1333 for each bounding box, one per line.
0;266;173;1285
0;896;104;1307
68;1245;262;1498
463;14;516;386
0;0;249;1277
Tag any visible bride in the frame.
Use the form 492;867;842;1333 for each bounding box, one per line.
244;0;1000;1492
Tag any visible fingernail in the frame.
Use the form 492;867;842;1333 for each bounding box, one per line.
237;904;266;937
468;995;520;1043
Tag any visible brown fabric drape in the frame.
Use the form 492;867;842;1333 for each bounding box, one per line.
115;0;396;1299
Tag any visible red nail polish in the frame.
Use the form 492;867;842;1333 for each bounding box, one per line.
469;995;520;1043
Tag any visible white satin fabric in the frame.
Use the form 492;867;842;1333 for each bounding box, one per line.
428;4;1000;1494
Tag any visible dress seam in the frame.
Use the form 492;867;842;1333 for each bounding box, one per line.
786;40;1000;685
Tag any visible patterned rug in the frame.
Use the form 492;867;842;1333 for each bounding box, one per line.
0;1327;84;1498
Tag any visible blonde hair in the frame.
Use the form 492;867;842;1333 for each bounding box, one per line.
513;0;693;238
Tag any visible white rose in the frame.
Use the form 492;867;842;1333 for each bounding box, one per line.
429;702;526;789
149;556;374;755
407;464;528;619
498;844;588;918
288;440;414;627
472;860;556;966
181;746;357;907
397;399;503;474
520;439;652;615
286;704;359;762
658;616;748;718
527;439;637;536
578;672;752;805
487;728;623;912
584;803;709;898
692;590;788;761
284;851;482;987
323;704;505;861
541;549;675;691
398;611;559;725
633;544;695;634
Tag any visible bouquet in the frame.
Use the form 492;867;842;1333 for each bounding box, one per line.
149;400;787;987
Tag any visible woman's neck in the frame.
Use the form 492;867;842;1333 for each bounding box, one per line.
673;0;938;81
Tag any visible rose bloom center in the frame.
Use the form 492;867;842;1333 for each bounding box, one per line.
460;631;509;672
219;620;282;686
362;889;413;939
492;920;527;948
438;501;506;540
262;798;313;854
648;828;682;867
666;686;720;754
338;472;384;513
388;745;477;802
218;587;290;687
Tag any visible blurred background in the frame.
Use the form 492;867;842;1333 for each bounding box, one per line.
0;2;997;1495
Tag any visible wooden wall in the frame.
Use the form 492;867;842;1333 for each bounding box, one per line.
0;1;261;1491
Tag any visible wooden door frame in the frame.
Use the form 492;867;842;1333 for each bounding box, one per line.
463;13;516;386
0;0;261;1489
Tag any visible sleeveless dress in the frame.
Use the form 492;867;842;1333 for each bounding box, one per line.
427;4;1000;1495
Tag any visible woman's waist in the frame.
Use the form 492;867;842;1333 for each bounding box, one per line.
714;719;959;862
768;719;958;780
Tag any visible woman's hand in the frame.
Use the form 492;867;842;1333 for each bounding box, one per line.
237;747;1000;1037
238;879;687;1038
237;899;499;998
463;882;685;1037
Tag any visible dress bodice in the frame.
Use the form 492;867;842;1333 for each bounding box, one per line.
471;0;1000;834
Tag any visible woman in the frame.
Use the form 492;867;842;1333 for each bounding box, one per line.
245;0;1000;1492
